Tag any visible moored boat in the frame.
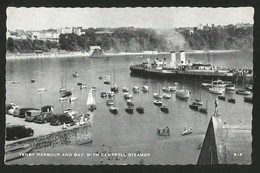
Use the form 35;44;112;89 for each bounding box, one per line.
126;99;134;106
132;86;139;93
176;89;190;99
218;95;226;101
142;86;149;92
227;98;236;103
136;106;144;114
189;103;199;111
106;99;114;106
209;87;225;94
124;92;133;99
162;87;170;92
154;100;162;106
122;87;129;92
244;96;252;103
153;93;163;99
125;107;134;114
100;92;107;98
108;91;115;97
182;127;192;135
109;106;118;114
72;72;79;77
191;98;203;106
235;89;251;95
80;84;87;89
168;86;177;91
157;127;170;136
162;93;171;99
160;105;169;113
225;84;236;91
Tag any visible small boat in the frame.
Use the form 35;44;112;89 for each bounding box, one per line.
108;91;115;97
132;86;139;93
225;84;236;91
61;90;72;98
124;92;132;99
245;85;253;91
176;89;190;99
244;96;253;103
106;99;114;106
142;86;149;92
212;80;226;88
109;106;118;114
153;93;162;99
182;127;192;135
99;76;103;80
201;83;212;88
80;84;87;89
168;86;177;91
122;87;129;92
157;127;170;136
60;87;67;93
189;103;199;111
154;100;162;106
162;87;169;92
136;106;144;114
31;79;35;83
72;72;79;77
174;82;179;86
227;98;236;103
38;88;47;92
126;99;134;106
218;95;226;101
100;92;107;98
191;99;203;105
91;87;96;91
162;93;171;99
86;89;97;111
198;107;208;114
104;75;111;85
236;89;251;95
125;107;134;114
209;87;225;94
111;84;119;92
160;105;169;113
59;97;67;102
77;82;83;86
70;96;78;102
5;144;32;162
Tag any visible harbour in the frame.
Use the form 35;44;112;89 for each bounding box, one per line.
5;50;253;165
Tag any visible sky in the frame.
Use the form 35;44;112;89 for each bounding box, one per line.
6;7;254;31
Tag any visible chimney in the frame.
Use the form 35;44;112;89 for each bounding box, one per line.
170;51;176;68
180;50;186;65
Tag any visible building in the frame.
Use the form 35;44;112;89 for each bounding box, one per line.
197;112;251;165
236;23;253;29
89;46;104;57
57;27;85;35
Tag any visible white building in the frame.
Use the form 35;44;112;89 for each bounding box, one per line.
197;24;203;30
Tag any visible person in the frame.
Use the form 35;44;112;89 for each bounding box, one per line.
214;98;219;114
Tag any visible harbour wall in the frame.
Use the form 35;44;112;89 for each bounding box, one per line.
5;124;92;150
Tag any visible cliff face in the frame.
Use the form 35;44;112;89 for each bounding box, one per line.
6;26;253;53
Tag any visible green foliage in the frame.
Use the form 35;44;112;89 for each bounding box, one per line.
6;25;253;53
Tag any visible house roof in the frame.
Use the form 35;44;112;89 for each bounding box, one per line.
212;114;252;164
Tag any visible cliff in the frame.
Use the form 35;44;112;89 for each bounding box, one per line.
6;25;253;53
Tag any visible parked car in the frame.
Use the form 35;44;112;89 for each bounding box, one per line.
25;110;42;122
13;107;40;118
6;124;34;141
6;104;14;114
41;105;54;113
34;112;55;124
49;114;75;126
7;106;20;115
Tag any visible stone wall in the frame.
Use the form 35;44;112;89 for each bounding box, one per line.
5;124;92;150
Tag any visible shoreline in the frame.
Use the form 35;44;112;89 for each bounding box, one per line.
6;49;243;60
